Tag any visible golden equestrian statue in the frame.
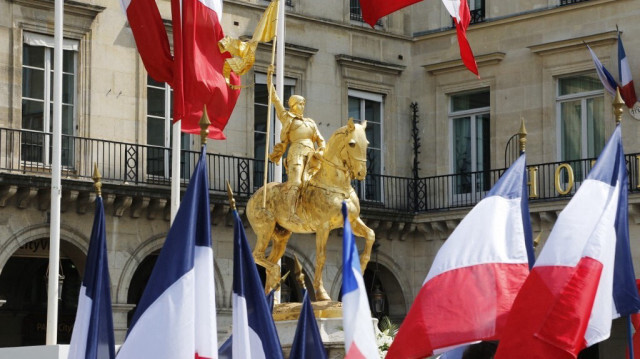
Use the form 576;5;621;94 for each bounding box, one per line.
246;72;375;301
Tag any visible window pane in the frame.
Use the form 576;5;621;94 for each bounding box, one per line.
22;67;45;100
147;117;165;146
254;105;268;133
62;50;75;73
348;97;360;120
365;121;381;150
560;100;582;161
147;87;165;118
23;44;44;68
22;100;44;131
364;99;381;123
255;84;268;106
586;97;605;157
62;104;74;135
62;73;74;104
453;117;472;173
559;73;602;96
452;91;489;112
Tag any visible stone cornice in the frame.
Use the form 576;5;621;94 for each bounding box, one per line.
336;54;405;76
528;30;618;56
422;52;505;75
10;0;105;19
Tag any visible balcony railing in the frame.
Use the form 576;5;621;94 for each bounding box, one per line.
560;0;589;5
2;127;640;214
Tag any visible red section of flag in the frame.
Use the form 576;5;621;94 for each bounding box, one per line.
358;0;422;28
620;82;637;108
626;280;640;359
495;258;604;359
454;0;479;77
173;0;241;140
125;0;174;84
386;262;529;359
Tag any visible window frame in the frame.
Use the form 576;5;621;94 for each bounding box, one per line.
348;88;384;202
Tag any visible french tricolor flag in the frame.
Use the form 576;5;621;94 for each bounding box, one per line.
618;32;638;108
387;154;534;359
68;196;115;359
588;44;619;97
341;202;379;359
226;208;283;359
116;146;217;359
495;126;640;358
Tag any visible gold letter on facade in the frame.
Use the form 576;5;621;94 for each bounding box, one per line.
554;163;574;195
528;166;538;199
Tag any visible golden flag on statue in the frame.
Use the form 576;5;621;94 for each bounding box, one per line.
218;0;278;88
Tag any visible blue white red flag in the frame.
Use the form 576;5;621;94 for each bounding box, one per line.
387;155;533;359
116;147;217;359
341;202;378;359
289;289;327;359
227;209;283;359
68;196;115;359
495;126;640;359
588;44;619;97
618;32;637;108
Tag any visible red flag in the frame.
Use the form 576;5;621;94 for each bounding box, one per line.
358;0;422;28
172;0;241;140
442;0;479;77
121;0;174;84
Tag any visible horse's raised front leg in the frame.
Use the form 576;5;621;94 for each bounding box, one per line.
252;229;281;295
351;216;375;274
313;226;332;301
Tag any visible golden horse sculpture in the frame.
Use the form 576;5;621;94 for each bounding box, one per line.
246;118;375;301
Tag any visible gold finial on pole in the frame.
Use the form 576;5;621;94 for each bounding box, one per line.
518;117;527;153
199;104;211;146
293;254;306;290
92;163;102;197
226;180;236;211
613;87;625;125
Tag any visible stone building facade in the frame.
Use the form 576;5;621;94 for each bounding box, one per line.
0;0;640;357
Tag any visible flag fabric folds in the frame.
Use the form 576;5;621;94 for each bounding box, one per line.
618;32;637;108
289;289;328;359
119;0;174;84
68;196;115;359
442;0;479;77
116;147;217;359
341;202;379;359
357;0;422;28
121;0;240;140
386;154;533;359
495;126;640;359
228;209;283;359
588;44;619;97
173;0;241;140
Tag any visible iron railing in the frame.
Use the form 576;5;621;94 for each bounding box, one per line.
560;0;589;5
2;127;640;214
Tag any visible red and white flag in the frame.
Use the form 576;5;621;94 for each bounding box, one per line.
172;0;241;140
618;32;637;108
386;155;534;359
358;0;422;28
442;0;479;77
120;0;174;84
121;0;240;140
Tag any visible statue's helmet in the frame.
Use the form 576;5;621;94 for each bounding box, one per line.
288;95;305;108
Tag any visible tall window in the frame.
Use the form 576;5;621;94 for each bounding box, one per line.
557;73;605;180
253;73;295;188
146;76;189;179
21;34;77;167
469;0;486;24
450;90;490;196
348;89;383;202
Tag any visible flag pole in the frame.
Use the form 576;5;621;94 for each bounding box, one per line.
273;0;285;304
46;0;64;344
614;87;636;359
262;0;280;208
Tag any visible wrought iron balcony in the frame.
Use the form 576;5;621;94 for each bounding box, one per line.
1;127;640;214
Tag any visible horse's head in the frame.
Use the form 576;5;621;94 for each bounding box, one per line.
341;117;369;180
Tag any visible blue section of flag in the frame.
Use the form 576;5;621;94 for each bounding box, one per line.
289;289;328;359
588;45;619;97
610;127;640;316
619;33;628;83
127;146;210;333
231;209;283;358
81;196;115;359
341;202;360;295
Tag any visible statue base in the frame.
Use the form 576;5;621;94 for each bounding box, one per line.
272;300;342;321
